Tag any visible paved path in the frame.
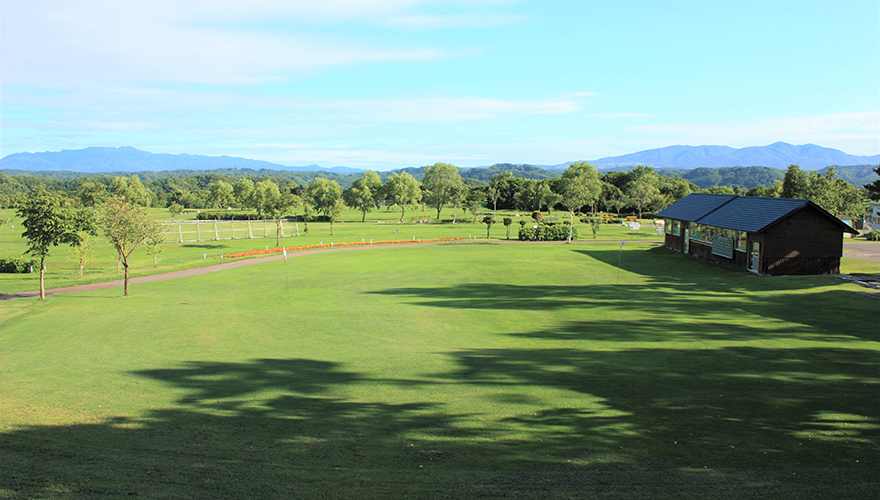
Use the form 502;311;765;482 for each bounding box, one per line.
843;241;880;264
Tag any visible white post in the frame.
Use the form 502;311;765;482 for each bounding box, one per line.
248;220;253;239
214;222;219;241
178;223;183;243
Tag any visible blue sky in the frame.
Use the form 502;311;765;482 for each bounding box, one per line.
2;0;878;170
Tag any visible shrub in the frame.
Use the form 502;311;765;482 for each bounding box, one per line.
518;222;577;241
866;230;880;242
0;257;37;273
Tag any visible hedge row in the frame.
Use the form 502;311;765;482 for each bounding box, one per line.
195;212;277;221
0;257;37;273
518;223;577;241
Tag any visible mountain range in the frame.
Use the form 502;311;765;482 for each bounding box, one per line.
1;142;877;175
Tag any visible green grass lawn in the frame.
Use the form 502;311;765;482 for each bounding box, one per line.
1;242;878;498
1;206;661;295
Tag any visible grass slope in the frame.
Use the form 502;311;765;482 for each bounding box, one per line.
1;206;661;295
1;243;878;499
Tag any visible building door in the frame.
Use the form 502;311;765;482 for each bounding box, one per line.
749;242;760;272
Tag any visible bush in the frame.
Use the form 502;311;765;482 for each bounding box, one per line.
196;212;264;221
866;230;880;241
196;212;302;221
518;222;577;241
0;257;37;273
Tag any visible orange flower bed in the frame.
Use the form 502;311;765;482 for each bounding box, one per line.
224;238;463;259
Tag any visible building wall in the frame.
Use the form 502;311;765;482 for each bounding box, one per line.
762;206;844;275
664;208;845;275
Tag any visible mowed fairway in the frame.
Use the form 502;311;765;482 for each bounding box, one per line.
1;242;878;499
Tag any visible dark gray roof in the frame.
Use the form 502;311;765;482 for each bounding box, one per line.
655;193;735;221
657;193;858;234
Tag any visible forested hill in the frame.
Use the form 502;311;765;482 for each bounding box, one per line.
658;166;785;189
4;163;875;192
397;163;557;183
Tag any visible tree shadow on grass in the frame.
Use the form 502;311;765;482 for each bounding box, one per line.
369;247;877;343
2;350;877;499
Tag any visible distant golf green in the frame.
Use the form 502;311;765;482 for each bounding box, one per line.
1;242;878;499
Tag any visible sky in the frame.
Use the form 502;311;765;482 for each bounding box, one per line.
1;0;878;170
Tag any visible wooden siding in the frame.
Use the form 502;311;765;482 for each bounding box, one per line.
761;206;844;275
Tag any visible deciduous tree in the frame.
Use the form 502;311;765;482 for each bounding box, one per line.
559;162;602;243
343;171;381;222
17;188;94;299
384;172;421;222
422;163;464;220
306;178;344;234
98;196;162;296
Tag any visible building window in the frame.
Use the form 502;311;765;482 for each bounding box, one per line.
736;231;747;251
664;219;672;234
672;220;680;236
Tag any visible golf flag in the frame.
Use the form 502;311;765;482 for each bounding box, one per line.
620;241;625;250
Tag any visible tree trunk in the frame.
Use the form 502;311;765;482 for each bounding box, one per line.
123;258;130;296
78;263;84;278
568;210;574;243
153;254;158;268
39;255;46;300
330;219;334;236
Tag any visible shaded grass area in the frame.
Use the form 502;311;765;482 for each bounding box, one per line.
1;243;878;499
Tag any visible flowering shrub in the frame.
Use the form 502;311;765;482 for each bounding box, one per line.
225;238;463;259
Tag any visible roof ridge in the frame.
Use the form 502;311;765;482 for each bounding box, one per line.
694;195;740;223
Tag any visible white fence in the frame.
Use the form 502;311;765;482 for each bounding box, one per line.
161;219;300;243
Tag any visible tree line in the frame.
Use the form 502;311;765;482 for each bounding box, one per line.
3;161;876;222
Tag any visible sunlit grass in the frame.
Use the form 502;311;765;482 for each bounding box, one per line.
1;242;878;498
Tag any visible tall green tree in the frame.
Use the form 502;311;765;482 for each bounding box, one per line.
250;180;281;219
265;193;302;245
781;164;809;199
306;178;344;235
207;180;235;209
422;162;464;220
806;167;866;218
558;162;602;243
384;172;422;223
17;188;94;299
233;178;255;209
343;171;382;222
109;176;152;206
624;166;661;219
98;196;162;297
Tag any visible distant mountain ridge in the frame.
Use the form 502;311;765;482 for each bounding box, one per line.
1;143;877;176
584;142;880;170
0;146;361;174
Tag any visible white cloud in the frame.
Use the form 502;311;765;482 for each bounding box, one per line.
5;84;589;125
2;1;516;87
589;113;656;119
386;13;524;29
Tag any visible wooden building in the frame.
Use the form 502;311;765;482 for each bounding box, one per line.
656;194;858;275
